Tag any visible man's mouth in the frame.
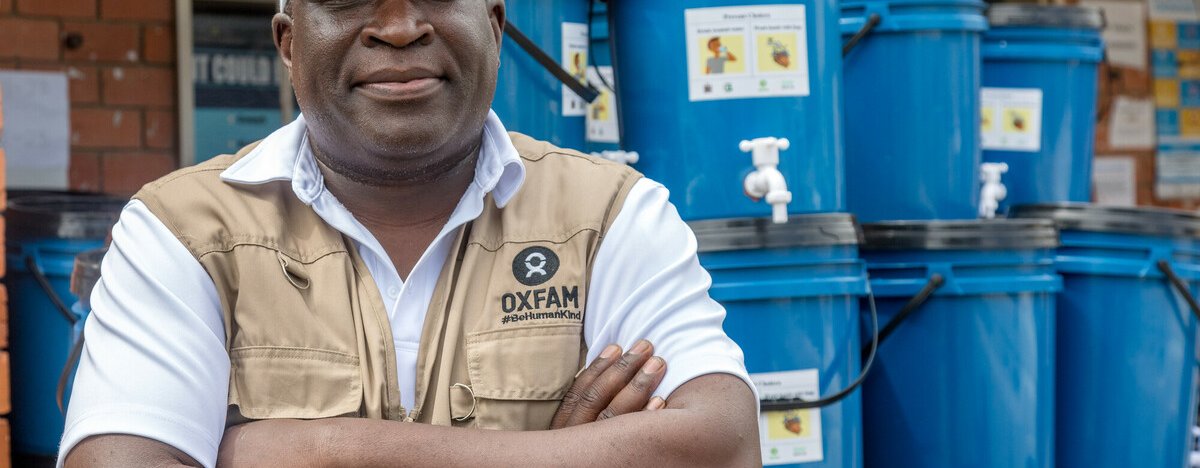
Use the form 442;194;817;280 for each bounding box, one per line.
353;68;446;100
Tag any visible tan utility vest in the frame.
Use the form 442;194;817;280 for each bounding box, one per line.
134;133;641;430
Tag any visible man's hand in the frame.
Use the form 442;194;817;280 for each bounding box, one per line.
551;339;667;429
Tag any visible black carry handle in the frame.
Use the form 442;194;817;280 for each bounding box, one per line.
26;255;78;326
504;22;602;103
1158;260;1200;323
57;328;86;414
842;13;882;57
861;274;946;356
759;288;882;411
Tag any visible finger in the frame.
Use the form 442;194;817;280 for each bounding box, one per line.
565;340;654;427
551;344;622;429
596;356;667;421
644;396;666;411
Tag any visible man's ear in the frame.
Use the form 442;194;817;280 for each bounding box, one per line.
272;12;295;70
489;0;506;56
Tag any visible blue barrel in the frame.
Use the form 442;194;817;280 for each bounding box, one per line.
693;215;868;467
860;220;1060;467
493;0;589;150
1011;204;1200;468
841;0;987;222
612;0;845;221
982;6;1104;212
7;195;124;456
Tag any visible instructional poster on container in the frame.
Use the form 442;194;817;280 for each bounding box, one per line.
684;5;810;102
980;87;1044;152
1156;149;1200;198
751;369;823;465
562;22;589;117
586;66;620;144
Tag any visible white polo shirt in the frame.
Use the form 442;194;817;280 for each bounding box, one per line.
57;112;752;468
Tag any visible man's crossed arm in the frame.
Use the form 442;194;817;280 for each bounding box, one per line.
64;342;761;467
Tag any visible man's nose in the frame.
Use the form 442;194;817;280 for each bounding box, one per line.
360;0;435;49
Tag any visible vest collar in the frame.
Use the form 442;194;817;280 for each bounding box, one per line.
220;111;527;208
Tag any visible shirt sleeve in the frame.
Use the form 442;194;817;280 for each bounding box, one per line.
57;200;229;468
584;178;757;400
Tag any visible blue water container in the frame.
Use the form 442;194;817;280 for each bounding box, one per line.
7;195;124;456
841;0;987;222
860;220;1060;467
1011;204;1200;468
982;6;1104;212
693;214;868;467
493;0;589;150
612;0;845;221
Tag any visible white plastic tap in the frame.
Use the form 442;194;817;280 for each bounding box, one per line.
591;150;640;165
979;162;1009;219
740;137;792;224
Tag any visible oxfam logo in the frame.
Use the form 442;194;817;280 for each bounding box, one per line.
512;246;559;286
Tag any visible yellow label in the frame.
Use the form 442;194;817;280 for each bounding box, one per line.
756;32;800;73
1152;21;1178;49
1182;109;1200;136
981;107;995;133
1157;79;1182;108
697;35;747;75
765;410;816;440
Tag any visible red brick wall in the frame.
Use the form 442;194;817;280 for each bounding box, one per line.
0;77;10;468
0;0;178;194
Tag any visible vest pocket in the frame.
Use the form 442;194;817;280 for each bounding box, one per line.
463;323;584;430
228;346;364;421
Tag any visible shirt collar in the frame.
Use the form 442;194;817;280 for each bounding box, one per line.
220;110;527;208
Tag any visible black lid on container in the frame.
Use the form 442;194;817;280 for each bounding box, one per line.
71;248;106;302
1010;203;1200;238
7;193;127;242
987;4;1105;29
690;213;862;253
862;219;1059;251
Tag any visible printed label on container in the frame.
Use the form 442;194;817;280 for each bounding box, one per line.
981;87;1044;152
586;66;620;143
562;22;590;117
751;369;824;465
684;5;811;102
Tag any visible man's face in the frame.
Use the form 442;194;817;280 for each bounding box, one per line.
275;0;505;182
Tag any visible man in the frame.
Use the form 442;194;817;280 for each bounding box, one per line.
59;1;760;467
705;37;737;75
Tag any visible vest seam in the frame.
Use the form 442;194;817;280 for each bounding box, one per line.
191;241;349;262
230;346;360;363
468;226;601;252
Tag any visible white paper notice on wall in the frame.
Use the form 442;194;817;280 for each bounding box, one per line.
1083;0;1148;70
751;369;824;465
685;5;811;102
0;71;70;190
561;22;590;117
1156;149;1200;199
1109;96;1157;150
586;66;620;144
1094;157;1138;207
981;87;1044;153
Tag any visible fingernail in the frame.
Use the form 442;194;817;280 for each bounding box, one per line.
646;397;666;411
630;339;651;355
600;344;620;360
641;356;664;373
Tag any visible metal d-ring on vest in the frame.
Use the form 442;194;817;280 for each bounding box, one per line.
451;383;477;422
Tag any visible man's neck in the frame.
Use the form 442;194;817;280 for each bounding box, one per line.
314;141;481;232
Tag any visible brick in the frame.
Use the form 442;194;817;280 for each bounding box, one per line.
0;419;8;468
17;0;96;18
21;64;100;104
71;108;141;149
102;66;174;107
144;110;175;150
0;18;59;60
101;0;171;21
102;151;175;194
0;352;9;415
0;0;11;13
62;21;139;63
70;152;102;192
0;286;7;349
143;24;174;64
